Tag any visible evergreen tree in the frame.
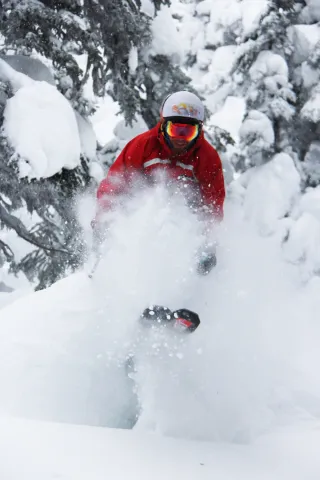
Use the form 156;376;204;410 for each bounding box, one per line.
0;0;231;290
0;124;91;289
0;0;105;114
83;0;193;128
229;1;300;170
289;1;320;186
0;0;98;289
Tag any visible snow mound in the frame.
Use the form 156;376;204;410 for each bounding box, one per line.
0;272;137;427
3;81;81;179
1;416;320;480
1;183;320;443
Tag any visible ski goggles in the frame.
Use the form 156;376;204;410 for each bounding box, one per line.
165;121;200;142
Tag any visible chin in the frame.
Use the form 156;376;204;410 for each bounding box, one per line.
172;143;189;152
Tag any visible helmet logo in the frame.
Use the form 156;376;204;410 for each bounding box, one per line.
172;103;200;118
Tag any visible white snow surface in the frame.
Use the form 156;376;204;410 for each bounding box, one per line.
1;176;320;445
3;81;81;179
1;416;320;480
1;164;320;475
3;2;320;475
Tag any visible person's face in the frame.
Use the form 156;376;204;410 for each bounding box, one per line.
164;121;200;153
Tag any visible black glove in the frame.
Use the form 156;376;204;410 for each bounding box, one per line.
197;250;217;275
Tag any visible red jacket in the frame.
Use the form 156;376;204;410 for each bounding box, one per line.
97;122;225;219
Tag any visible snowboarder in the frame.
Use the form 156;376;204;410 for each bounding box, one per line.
93;91;226;274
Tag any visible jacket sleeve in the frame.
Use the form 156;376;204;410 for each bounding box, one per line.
97;136;145;211
195;146;226;220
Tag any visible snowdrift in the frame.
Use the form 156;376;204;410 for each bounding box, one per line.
1;184;320;444
1;416;320;480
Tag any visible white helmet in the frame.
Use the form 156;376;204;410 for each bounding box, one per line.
161;91;205;123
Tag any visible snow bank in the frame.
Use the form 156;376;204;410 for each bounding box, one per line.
1;416;320;480
1;182;320;444
239;153;300;235
3;81;81;178
0;272;137;427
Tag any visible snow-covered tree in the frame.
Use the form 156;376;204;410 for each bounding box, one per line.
0;57;95;290
0;0;106;114
83;0;193;128
0;0;103;288
0;0;196;289
288;2;320;185
226;1;299;170
180;0;320;181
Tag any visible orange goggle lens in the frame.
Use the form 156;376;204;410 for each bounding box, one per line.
165;121;199;142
